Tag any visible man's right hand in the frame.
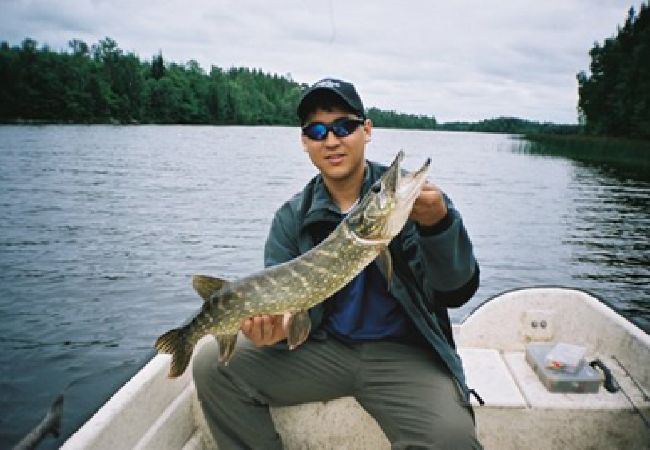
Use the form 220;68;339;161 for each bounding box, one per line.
241;314;289;346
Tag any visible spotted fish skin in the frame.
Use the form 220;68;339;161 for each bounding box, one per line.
155;151;430;378
194;222;381;332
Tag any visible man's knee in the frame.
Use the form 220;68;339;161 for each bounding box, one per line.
192;340;223;392
388;398;480;449
427;407;481;450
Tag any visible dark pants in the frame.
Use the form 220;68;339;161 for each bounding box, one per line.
193;337;481;449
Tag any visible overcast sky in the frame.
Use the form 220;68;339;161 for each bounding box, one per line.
1;0;639;123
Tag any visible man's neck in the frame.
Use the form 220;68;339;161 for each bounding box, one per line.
323;166;365;212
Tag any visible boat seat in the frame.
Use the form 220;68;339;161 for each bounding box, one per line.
458;348;527;408
187;348;529;449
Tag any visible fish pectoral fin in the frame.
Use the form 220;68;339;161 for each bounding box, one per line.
217;334;238;364
376;247;393;288
286;310;311;350
192;274;228;302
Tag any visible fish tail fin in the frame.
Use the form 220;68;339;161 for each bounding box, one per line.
155;327;194;378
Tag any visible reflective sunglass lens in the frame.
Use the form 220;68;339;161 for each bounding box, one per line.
302;118;363;141
332;120;356;137
339;118;364;136
306;123;327;140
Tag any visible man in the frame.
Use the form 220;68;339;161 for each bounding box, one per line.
193;78;482;449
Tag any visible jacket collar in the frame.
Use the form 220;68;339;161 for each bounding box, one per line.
302;160;384;229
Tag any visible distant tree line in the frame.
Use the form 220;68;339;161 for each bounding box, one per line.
437;117;580;134
0;37;438;129
366;107;436;129
577;3;650;139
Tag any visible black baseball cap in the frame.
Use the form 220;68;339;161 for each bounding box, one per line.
297;78;365;123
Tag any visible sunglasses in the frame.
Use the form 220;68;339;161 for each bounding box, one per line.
302;117;365;141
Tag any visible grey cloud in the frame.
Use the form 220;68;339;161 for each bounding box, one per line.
0;0;636;123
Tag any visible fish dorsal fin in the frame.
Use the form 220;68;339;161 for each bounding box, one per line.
192;274;228;302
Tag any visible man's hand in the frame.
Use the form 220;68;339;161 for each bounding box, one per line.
241;314;289;347
409;182;448;226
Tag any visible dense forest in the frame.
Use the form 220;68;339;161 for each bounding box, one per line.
577;3;650;139
0;37;438;129
0;37;302;125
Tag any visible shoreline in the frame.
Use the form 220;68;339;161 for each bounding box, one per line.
518;133;650;177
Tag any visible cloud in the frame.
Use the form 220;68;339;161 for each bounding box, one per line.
0;0;637;123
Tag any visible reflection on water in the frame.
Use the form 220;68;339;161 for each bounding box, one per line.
0;126;648;447
564;162;650;325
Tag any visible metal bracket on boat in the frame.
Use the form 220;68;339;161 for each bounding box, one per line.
589;359;619;393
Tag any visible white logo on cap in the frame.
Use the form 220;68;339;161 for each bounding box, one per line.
315;80;340;88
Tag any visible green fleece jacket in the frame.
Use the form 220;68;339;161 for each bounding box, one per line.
263;160;479;397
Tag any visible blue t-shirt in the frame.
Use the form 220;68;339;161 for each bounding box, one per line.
324;260;413;341
314;201;416;342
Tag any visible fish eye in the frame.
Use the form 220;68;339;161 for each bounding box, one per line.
371;183;381;194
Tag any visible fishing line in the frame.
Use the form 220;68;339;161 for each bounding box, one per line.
327;0;336;44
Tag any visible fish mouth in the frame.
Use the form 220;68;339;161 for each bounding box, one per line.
397;156;431;204
380;151;431;237
384;151;430;204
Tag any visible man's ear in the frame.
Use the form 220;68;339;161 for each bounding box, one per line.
363;118;373;142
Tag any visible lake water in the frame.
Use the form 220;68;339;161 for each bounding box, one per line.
1;125;649;448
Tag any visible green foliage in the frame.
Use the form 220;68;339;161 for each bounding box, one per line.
577;3;650;139
366;107;436;129
0;37;435;128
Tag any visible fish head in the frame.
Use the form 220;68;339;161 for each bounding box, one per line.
347;151;431;242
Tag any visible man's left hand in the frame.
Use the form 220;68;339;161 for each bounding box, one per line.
409;183;447;226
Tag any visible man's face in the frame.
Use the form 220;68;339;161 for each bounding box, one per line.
301;107;372;186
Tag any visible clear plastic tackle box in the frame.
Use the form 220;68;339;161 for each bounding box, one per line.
526;342;603;393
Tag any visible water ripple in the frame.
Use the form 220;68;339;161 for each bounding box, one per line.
0;125;648;448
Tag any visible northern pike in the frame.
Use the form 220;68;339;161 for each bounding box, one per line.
155;151;430;378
